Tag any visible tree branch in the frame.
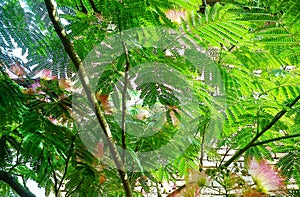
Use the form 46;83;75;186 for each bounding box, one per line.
0;171;36;197
218;146;231;167
222;94;300;167
57;132;77;193
48;156;59;196
116;6;131;162
252;133;300;147
199;123;208;167
44;0;133;196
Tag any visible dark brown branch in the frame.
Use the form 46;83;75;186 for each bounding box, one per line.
44;1;133;196
228;45;236;52
79;0;88;14
222;94;300;167
252;133;300;147
121;45;129;162
199;123;208;167
218;146;231;167
0;171;36;197
88;0;101;13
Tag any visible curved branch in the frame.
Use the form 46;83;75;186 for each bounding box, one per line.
0;171;36;197
252;133;300;147
43;0;133;196
222;94;300;167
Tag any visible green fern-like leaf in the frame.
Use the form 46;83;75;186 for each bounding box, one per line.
183;3;252;48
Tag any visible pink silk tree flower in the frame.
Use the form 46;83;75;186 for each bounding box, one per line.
248;158;285;194
31;80;41;92
165;9;186;24
58;78;72;92
40;69;57;80
47;116;58;124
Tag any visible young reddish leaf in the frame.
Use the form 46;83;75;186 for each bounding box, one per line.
58;78;72;91
96;93;113;114
99;175;106;184
168;105;181;126
243;190;267;197
11;62;26;81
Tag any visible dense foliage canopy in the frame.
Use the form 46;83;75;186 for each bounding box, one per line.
0;0;299;196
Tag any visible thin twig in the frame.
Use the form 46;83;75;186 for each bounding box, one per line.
218;146;231;167
199;123;208;167
116;7;131;162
